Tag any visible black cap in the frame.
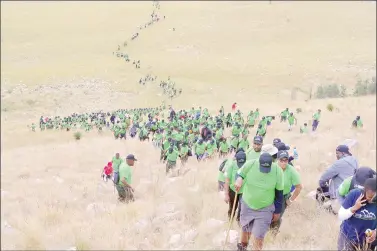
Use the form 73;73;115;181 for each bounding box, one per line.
275;142;290;151
336;145;352;156
254;136;263;144
259;153;273;173
126;154;138;161
277;150;289;159
273;138;281;146
236;151;247;163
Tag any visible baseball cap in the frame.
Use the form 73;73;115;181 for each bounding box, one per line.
236;151;247;165
275;142;290;151
261;144;278;156
273;138;281;146
126;154;138;161
254;136;263;144
364;177;377;192
336;145;352;156
277;150;289;159
259;153;273;173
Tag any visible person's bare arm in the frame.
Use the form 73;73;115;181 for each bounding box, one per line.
121;178;133;190
290;184;302;202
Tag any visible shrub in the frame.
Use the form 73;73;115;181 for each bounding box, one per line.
315;84;341;99
353;79;368;96
327;103;334;112
324;84;340;98
74;132;82;140
296;108;302;113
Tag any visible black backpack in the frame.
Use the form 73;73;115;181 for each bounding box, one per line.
219;159;228;172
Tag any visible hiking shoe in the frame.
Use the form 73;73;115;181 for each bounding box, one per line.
237;243;247;251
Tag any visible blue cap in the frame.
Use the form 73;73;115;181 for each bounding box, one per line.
336;145;352;156
259;153;273;173
126;154;137;161
254;136;263;144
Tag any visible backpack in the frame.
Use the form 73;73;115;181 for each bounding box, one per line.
219;159;228;172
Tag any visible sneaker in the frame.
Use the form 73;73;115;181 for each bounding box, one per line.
237;243;247;251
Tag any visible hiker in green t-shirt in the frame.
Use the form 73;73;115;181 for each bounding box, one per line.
116;154;137;203
270;150;302;235
287;112;297;131
352;116;363;129
219;137;229;158
165;147;179;174
280;108;289;123
246;136;263;160
224;151;246;224
234;153;284;251
180;142;190;165
300;123;308;134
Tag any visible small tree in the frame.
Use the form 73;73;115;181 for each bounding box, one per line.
327;103;334;112
74;132;82;140
315;85;325;99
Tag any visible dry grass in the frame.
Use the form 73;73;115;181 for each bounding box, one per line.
1;1;376;250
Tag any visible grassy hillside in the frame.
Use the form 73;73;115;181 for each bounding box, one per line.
1;1;376;250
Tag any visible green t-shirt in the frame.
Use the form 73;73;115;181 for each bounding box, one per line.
206;142;216;155
246;148;261;161
282;164;301;195
180;145;189;156
112;157;124;172
118;162;132;185
219;141;229;153
166;150;179;162
338;176;353;197
224;160;244;194
238;138;250;151
238;159;284;210
195;143;206;155
313;112;321;121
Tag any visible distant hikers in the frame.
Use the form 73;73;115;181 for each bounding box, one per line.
116;154;137;203
312;109;321;131
317;145;358;213
337;177;376;251
352;116;363;128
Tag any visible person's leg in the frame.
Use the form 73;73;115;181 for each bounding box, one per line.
124;187;135;203
250;206;274;251
270;197;287;234
116;185;126;202
218;181;224;191
236;194;242;222
228;189;236;219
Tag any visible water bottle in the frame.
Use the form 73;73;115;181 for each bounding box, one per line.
293;147;299;160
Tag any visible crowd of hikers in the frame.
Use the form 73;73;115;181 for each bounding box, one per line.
33;103;375;251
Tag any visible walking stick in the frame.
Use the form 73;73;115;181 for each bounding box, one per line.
223;192;239;251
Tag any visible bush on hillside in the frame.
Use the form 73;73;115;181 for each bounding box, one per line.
327;103;334;112
315;84;342;99
353;76;376;96
296;108;302;113
74;132;82;140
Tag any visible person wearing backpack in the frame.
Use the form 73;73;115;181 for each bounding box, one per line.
116;154;137;203
112;153;123;185
337;166;376;204
224;151;247;225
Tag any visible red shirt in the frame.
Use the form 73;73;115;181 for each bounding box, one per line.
104;165;113;176
232;103;237;110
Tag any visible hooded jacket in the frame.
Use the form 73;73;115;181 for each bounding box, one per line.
319;155;359;199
